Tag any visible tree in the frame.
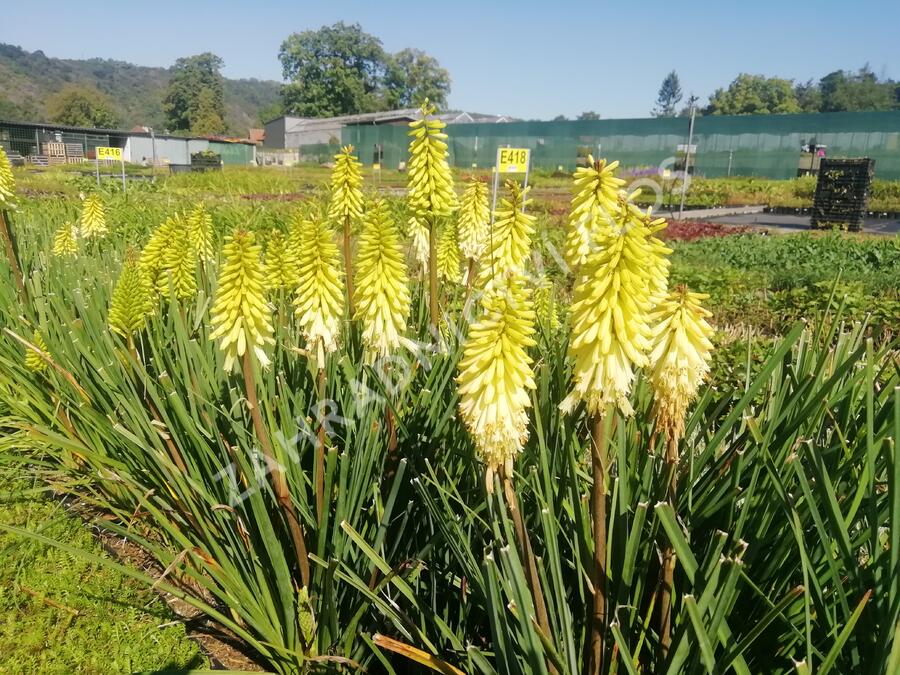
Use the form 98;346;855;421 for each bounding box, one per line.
552;114;568;121
279;22;387;117
819;66;895;112
794;79;823;113
384;48;450;109
577;111;600;120
47;85;119;128
258;101;284;125
652;71;682;117
192;88;226;134
706;74;800;115
163;53;226;133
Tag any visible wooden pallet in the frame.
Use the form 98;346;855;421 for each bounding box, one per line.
28;155;49;166
65;143;84;158
43;142;67;157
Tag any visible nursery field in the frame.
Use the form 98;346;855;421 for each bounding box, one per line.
0;109;897;675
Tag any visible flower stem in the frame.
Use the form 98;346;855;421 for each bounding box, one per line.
427;214;439;336
659;434;679;658
587;413;609;675
0;209;26;304
500;466;555;673
342;213;355;317
242;350;310;588
315;359;326;527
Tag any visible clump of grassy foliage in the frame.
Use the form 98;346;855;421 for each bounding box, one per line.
0;158;896;674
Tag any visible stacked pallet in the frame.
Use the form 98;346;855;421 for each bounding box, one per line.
43;141;68;166
811;158;875;232
65;143;84;164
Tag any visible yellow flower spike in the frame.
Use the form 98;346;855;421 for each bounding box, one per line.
477;181;535;289
79;193;107;238
263;229;297;292
25;330;48;373
457;178;490;261
109;249;154;339
407;215;430;271
327;146;364;223
354;200;412;360
186;203;214;261
52;222;78;257
563;156;625;271
637;207;673;306
139;216;178;285
458;273;537;491
648;287;714;443
407;99;457;217
209;230;275;373
0;145;15;205
561;212;666;417
292;217;345;364
436;221;462;284
533;274;560;332
156;225;198;301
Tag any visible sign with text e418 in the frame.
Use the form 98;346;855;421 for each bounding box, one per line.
496;147;530;173
96;146;122;161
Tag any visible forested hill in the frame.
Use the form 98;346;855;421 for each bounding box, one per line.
0;44;281;134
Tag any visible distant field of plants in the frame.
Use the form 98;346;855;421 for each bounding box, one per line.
0;103;897;674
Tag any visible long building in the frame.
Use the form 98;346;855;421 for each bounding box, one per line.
0;119;257;166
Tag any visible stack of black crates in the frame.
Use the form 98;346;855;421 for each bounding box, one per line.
811;158;875;232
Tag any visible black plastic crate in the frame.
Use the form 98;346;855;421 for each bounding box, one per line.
811;158;874;231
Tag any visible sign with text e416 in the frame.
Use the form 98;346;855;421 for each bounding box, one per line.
496;147;530;173
96;146;122;161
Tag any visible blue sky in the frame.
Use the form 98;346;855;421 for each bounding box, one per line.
2;0;897;120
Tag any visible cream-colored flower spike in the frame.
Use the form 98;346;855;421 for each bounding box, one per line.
293;217;345;365
354;200;412;360
0;145;15;204
52;222;78;257
327;146;364;223
648;287;714;443
561;208;668;417
79;194;107;238
109;249;154;339
457;178;490;261
563;157;625;271
407;99;457;217
186;203;214;261
458;273;536;491
407;215;430;270
638;207;673;307
263;229;297;292
477;181;535;289
209;231;275;373
436;221;462;284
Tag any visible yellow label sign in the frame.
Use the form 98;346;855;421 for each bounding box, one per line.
372;163;381;170
96;146;122;161
497;148;530;173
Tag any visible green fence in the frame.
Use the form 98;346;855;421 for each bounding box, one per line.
208;141;255;166
340;110;900;180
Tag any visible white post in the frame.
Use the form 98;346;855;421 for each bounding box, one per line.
678;103;696;219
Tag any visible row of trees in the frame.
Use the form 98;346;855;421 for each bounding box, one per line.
648;66;899;118
45;53;228;134
45;23;452;132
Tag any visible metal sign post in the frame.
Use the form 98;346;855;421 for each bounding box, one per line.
96;146;125;192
